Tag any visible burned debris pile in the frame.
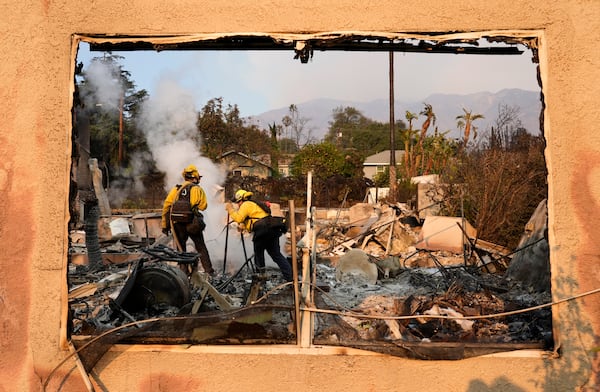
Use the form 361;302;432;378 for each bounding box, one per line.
307;201;552;356
69;244;296;343
68;199;552;360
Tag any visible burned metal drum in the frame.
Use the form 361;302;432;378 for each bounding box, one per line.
120;262;191;313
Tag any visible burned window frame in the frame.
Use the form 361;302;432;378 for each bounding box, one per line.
67;30;550;362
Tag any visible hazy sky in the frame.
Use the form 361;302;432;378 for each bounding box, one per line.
76;42;540;118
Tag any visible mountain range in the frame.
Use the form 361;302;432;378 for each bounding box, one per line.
245;88;542;142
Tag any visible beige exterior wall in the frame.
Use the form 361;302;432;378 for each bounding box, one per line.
1;1;599;391
219;153;272;178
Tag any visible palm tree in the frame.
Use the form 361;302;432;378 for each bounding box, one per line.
405;110;418;131
456;108;484;145
404;111;419;176
418;104;436;174
425;128;454;173
419;103;436;140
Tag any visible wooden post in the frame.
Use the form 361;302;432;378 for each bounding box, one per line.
299;171;313;347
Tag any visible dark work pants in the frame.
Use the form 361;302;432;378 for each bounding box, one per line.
173;221;214;275
253;230;292;281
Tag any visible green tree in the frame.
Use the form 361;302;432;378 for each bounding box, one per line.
339;149;366;179
421;128;458;174
325;106;405;156
197;97;272;159
79;53;149;175
326;106;367;148
350;124;392;155
197;97;230;158
290;142;353;179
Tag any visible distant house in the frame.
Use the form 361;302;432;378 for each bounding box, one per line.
363;150;405;179
217;151;275;178
277;154;295;177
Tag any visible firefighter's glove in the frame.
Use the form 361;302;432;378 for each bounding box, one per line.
162;227;171;236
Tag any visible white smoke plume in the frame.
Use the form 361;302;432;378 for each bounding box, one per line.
136;78;261;273
81;57;286;274
79;58;141;207
82;59;124;111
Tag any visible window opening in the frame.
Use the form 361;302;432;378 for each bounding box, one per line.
69;32;549;362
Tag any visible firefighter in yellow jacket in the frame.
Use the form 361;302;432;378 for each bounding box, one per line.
162;164;214;276
225;189;292;281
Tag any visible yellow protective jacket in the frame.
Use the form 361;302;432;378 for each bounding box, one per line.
225;200;268;232
161;181;208;229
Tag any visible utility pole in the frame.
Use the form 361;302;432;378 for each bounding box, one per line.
388;52;397;203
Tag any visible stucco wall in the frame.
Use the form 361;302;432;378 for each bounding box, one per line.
1;0;599;391
220;154;272;178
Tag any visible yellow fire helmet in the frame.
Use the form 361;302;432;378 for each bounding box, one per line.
234;189;253;202
182;164;201;180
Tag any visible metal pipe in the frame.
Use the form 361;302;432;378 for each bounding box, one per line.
240;231;254;272
223;215;230;274
388;51;397;203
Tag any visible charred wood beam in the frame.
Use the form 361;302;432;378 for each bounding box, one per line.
89;37;523;55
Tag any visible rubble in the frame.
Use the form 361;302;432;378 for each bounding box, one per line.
505;199;550;292
67;200;552;365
